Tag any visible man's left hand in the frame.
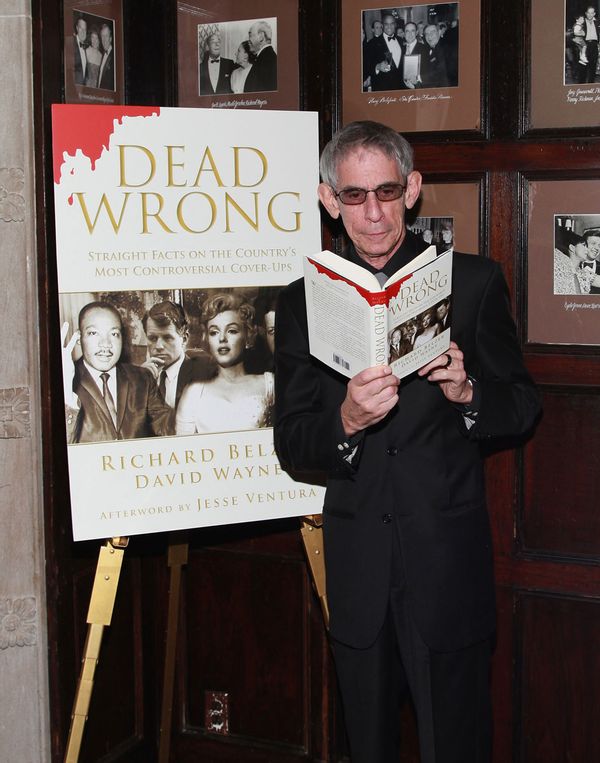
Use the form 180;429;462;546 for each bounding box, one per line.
417;341;473;405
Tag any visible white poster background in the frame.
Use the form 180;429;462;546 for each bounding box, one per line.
53;105;324;540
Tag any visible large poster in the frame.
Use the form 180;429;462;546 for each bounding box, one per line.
52;105;324;540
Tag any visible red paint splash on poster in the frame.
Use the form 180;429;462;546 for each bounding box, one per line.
51;105;160;184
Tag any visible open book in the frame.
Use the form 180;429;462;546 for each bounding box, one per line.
303;246;452;379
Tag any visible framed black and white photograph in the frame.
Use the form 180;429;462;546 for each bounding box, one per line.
343;0;481;134
361;4;459;93
553;215;600;295
526;178;600;345
63;1;123;104
564;2;600;86
528;0;600;131
198;18;278;97
177;0;299;110
407;215;454;253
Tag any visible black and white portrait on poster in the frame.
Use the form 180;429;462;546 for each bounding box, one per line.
407;215;454;253
198;18;278;96
553;215;600;295
361;3;459;92
61;286;281;444
564;2;600;85
72;9;115;90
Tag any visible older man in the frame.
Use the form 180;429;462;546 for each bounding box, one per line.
62;302;174;443
577;6;600;83
274;121;540;763
421;23;451;88
244;20;277;93
199;32;234;95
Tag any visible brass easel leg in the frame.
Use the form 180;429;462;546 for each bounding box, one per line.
158;534;189;763
300;515;329;629
63;537;128;763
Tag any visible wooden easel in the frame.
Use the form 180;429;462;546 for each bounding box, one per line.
63;519;328;762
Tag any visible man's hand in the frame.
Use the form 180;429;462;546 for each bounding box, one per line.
61;322;79;408
341;365;400;437
141;356;165;381
417;341;473;405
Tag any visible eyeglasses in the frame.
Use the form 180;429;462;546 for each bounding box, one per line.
333;183;406;205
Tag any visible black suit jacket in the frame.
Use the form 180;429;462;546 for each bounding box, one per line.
199;56;235;95
98;49;115;90
420;42;450;88
174;354;212;408
74;37;85;85
368;34;406;91
67;359;174;443
274;239;540;651
244;45;277;93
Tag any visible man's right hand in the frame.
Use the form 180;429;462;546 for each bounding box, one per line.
141;356;165;381
340;365;400;437
61;322;79;409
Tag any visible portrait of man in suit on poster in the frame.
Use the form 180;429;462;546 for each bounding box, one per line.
140;300;210;411
62;301;174;444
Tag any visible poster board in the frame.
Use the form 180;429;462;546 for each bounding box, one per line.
52;105;324;540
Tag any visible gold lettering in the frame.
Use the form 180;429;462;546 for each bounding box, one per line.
176;192;216;233
141;193;175;234
224;192;259;233
118;144;156;187
75;192;131;234
166;145;186;187
192;147;225;187
233;146;268;187
268;192;301;232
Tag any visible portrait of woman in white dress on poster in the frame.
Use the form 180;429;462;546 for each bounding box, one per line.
176;293;274;434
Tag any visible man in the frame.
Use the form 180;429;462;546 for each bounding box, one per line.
581;227;600;294
402;21;427;87
274;121;540;763
73;16;87;85
141;300;209;409
577;6;600;83
420;23;450;88
244;20;277;93
97;24;115;90
369;14;406;91
436;297;451;331
62;302;174;443
199;33;234;95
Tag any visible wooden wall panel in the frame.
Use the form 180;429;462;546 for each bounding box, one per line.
518;592;600;763
522;388;600;558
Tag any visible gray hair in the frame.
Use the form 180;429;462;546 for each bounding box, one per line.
319;121;414;188
252;20;272;43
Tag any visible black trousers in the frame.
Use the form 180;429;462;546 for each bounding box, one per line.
330;523;493;763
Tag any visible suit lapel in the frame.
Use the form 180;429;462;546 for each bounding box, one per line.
116;365;129;434
176;356;192;405
77;361;118;434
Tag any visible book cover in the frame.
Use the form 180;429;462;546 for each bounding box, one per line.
304;247;452;378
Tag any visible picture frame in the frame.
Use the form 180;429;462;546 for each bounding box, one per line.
176;0;299;110
407;179;483;255
524;175;600;346
341;0;483;135
526;0;600;133
63;0;124;105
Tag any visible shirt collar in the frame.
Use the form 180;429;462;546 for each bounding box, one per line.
344;229;427;278
164;353;186;380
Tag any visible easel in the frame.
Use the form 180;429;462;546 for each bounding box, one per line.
63;518;328;762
